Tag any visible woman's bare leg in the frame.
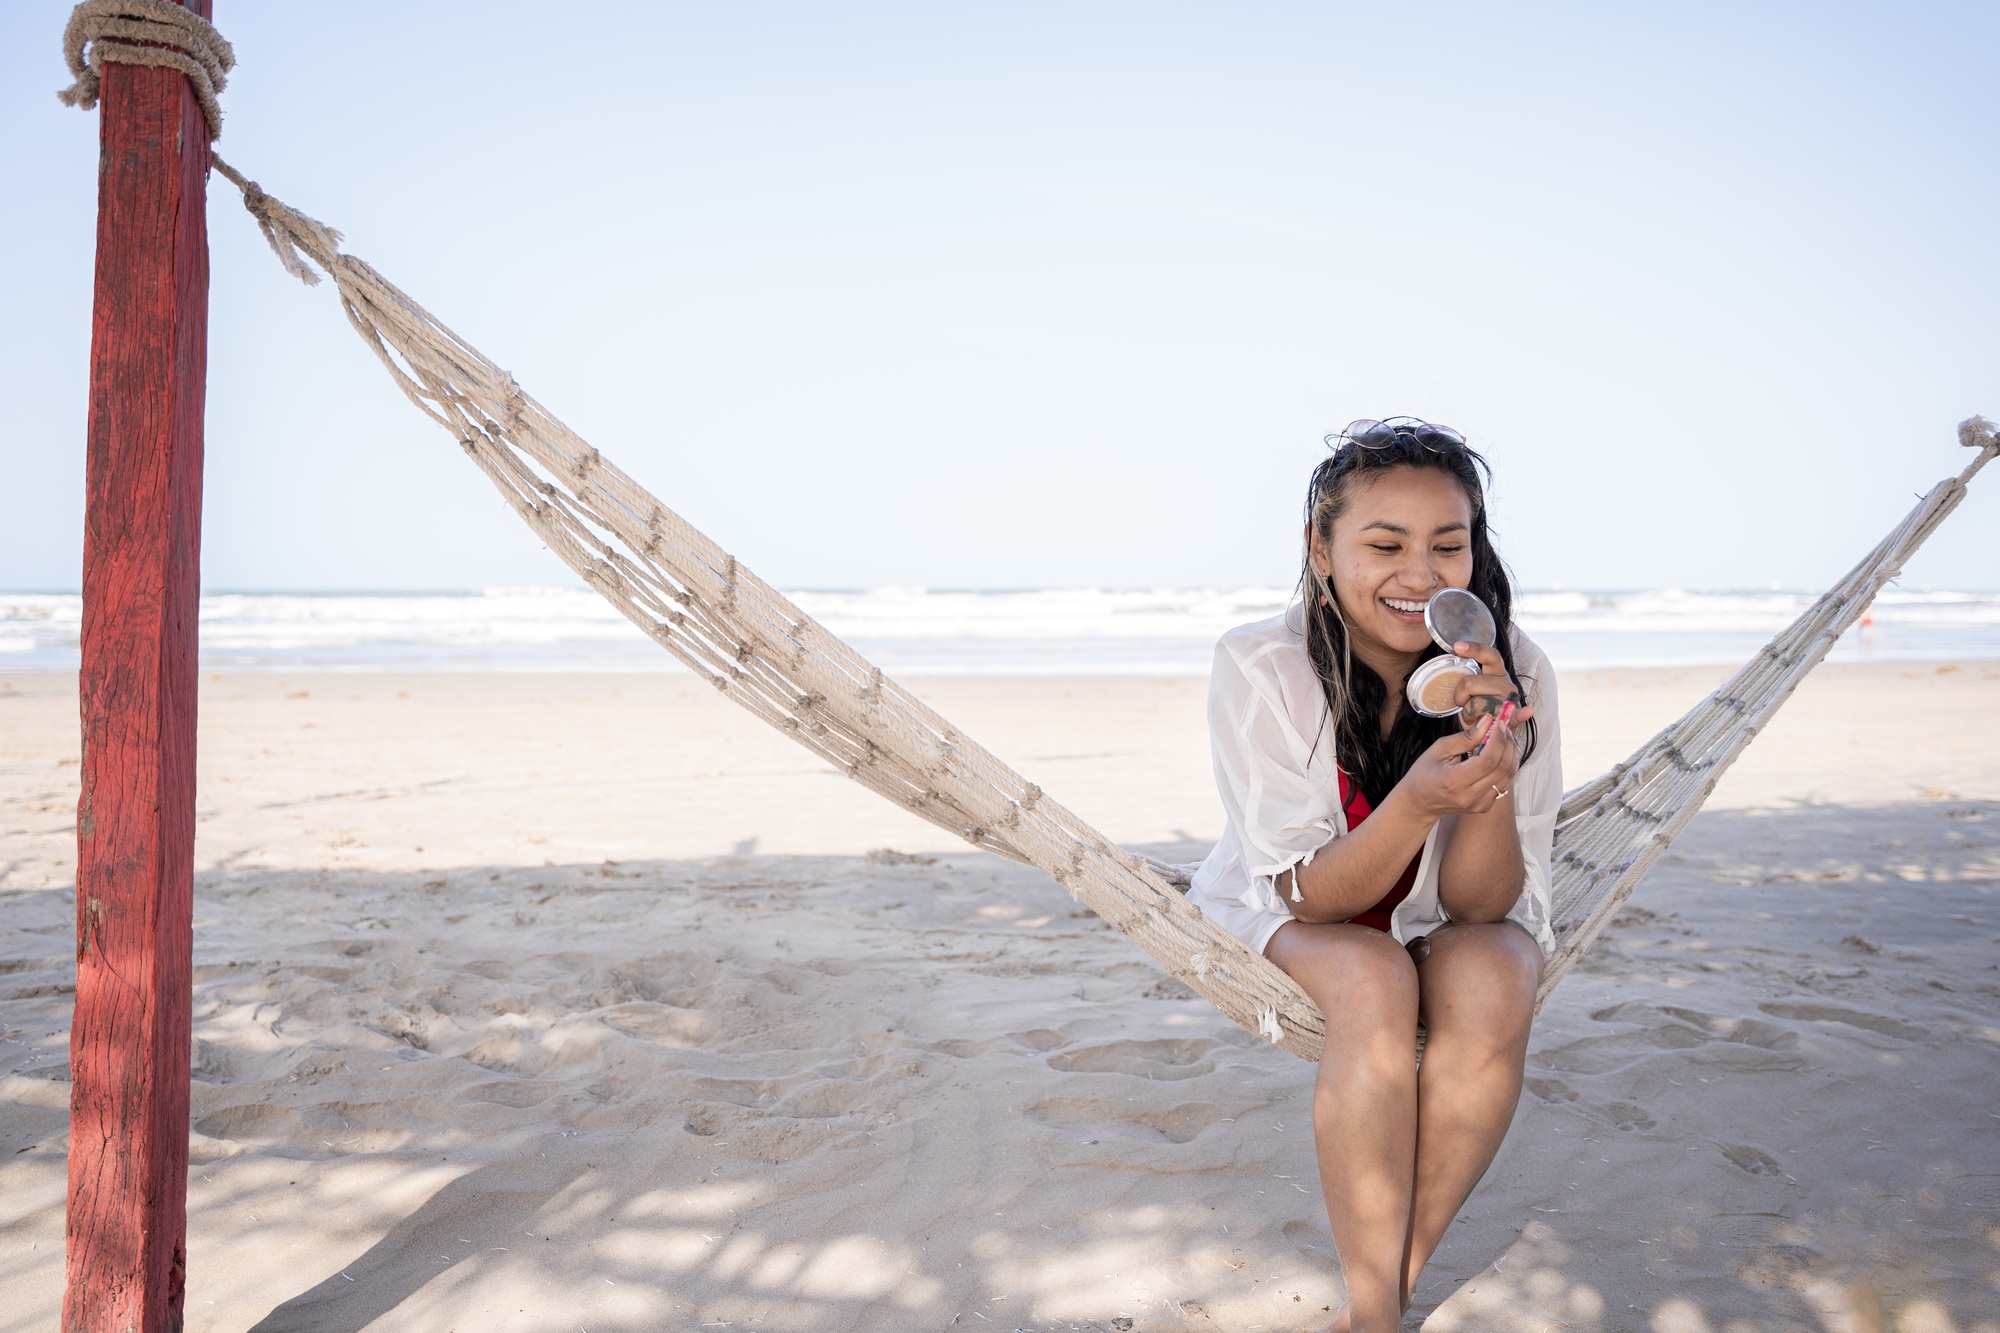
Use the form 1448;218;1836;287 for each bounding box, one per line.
1264;922;1421;1333
1398;921;1543;1302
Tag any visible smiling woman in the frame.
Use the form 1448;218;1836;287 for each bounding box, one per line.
1185;419;1560;1333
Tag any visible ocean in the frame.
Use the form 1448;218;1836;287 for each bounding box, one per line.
3;587;1998;676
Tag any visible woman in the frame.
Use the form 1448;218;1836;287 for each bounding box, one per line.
1187;418;1559;1333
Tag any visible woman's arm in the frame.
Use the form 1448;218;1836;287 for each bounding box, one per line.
1432;729;1527;922
1289;712;1531;924
1286;791;1434;923
1432;639;1533;922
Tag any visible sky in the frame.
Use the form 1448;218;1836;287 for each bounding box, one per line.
4;1;1997;594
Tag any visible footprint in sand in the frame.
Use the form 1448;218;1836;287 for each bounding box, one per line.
841;1048;922;1082
688;1074;784;1108
194;1102;303;1144
680;1070;881;1142
193;1100;412;1153
778;1078;878;1119
462;1079;560;1109
1045;1037;1221;1080
1758;1001;1927;1043
928;1036;1006;1059
1026;1095;1225;1144
813;1050;902;1080
596;1001;711;1047
1533;1002;1803;1075
1604;1101;1657;1131
1718;1142;1785;1176
1622;1003;1800;1050
1523;1075;1656;1130
681;1098;862;1163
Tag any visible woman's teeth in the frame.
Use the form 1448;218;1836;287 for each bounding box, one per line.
1382;597;1427;613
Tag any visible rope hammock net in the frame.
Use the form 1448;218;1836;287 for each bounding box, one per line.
198;155;1995;1060
58;4;1998;1061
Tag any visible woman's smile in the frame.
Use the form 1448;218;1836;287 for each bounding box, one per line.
1362;590;1439;659
1309;467;1478;682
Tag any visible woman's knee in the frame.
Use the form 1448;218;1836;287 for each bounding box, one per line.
1427;921;1541;983
1269;923;1419;1019
1418;922;1542;1029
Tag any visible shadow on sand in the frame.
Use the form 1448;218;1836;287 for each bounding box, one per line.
4;802;1997;1329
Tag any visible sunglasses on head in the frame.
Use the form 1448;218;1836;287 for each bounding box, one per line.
1327;417;1467;452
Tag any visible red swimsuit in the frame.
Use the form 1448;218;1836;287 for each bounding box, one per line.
1337;770;1421;933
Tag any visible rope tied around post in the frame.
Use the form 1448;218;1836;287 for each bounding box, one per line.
59;0;235;140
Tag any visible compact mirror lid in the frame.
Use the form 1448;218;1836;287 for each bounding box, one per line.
1424;587;1496;653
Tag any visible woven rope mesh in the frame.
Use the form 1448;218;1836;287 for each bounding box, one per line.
209;162;1996;1060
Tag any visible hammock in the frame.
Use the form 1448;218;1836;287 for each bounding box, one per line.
187;156;1993;1059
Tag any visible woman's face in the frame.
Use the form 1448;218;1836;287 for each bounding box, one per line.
1311;465;1477;664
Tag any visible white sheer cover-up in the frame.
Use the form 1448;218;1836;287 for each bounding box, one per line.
1186;609;1562;958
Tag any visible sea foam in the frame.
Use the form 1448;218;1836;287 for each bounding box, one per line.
1;587;1996;674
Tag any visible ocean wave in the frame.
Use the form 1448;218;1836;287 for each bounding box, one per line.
1515;588;2000;633
2;586;1997;673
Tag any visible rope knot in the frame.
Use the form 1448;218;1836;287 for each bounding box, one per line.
59;0;235;140
209;154;343;286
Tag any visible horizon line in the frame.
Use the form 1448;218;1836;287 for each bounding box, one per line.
4;584;2000;599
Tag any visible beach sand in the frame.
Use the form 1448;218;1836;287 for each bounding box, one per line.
2;662;1997;1332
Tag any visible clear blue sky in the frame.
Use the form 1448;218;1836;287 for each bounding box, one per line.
4;1;1996;593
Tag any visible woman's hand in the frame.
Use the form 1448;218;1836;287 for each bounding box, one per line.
1299;642;1535;924
1397;703;1532;822
1448;639;1527;731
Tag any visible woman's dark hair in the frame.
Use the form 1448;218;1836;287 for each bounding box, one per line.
1300;432;1537;807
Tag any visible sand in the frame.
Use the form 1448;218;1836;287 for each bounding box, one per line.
2;662;1998;1332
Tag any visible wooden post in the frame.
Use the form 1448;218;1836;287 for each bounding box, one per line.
65;3;212;1329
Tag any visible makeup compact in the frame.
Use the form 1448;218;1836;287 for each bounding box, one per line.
1405;587;1498;719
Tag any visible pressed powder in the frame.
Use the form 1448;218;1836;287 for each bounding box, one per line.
1404;588;1499;719
1408;654;1480;718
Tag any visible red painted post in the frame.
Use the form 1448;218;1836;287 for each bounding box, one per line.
65;3;213;1329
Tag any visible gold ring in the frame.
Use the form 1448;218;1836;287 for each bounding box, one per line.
1491;785;1509;799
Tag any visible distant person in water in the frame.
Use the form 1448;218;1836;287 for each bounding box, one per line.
1187;418;1559;1332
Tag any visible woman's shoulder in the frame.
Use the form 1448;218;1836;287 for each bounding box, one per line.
1210;608;1331;754
1214;607;1310;669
